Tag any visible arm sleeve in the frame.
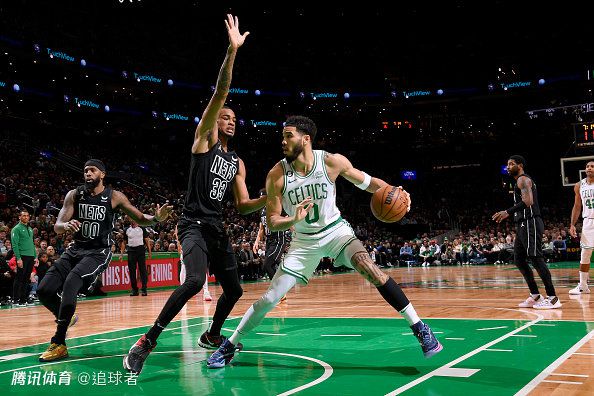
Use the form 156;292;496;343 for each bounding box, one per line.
11;228;21;260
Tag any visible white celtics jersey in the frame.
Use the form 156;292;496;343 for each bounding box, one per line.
280;150;341;234
580;178;594;219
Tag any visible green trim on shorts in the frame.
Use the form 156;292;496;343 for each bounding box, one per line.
335;236;358;261
280;263;309;284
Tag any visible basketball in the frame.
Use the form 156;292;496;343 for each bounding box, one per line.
370;185;410;223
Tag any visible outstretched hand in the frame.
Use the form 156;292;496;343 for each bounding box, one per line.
155;203;174;222
225;14;250;50
294;197;314;223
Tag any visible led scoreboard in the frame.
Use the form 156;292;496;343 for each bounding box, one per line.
576;122;594;148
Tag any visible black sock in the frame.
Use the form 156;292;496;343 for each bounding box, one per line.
145;321;165;344
376;277;410;312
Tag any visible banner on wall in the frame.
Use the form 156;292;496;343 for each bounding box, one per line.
101;256;180;292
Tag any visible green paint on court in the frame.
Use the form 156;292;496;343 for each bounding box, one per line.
2;317;592;395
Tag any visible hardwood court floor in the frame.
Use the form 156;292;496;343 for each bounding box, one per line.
1;263;592;395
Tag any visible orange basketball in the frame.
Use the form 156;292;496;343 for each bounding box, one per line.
370;185;410;223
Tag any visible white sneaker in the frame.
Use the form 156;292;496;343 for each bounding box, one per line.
533;296;562;310
203;290;212;301
569;285;590;295
518;295;541;308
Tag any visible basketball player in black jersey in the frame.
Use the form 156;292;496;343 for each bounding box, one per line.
37;159;173;362
253;189;292;282
123;14;266;375
492;155;561;309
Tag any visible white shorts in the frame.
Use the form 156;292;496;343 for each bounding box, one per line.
280;219;362;284
581;219;594;249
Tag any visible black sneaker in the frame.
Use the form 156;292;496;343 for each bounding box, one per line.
130;290;139;296
141;290;148;296
207;339;238;368
411;321;443;358
123;335;156;375
198;331;243;351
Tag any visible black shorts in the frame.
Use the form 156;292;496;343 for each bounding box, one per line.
177;217;236;271
51;245;113;291
265;237;288;263
515;217;544;258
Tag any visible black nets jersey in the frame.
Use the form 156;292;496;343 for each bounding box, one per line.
182;141;239;221
72;185;116;249
512;174;541;223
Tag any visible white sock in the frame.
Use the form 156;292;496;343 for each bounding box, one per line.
579;271;589;287
400;303;421;326
203;276;209;294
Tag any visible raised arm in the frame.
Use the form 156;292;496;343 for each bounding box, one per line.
570;182;582;238
266;163;313;232
191;14;250;154
112;190;173;227
232;158;266;215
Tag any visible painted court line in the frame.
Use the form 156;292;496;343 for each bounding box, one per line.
434;368;480;378
516;330;594;395
573;352;594;356
320;334;361;337
385;310;545;395
532;323;556;327
550;373;589;378
541;380;583;385
476;326;508;331
256;332;287;336
445;338;465;341
484;349;513;352
510;334;537;338
0;353;35;361
241;351;333;396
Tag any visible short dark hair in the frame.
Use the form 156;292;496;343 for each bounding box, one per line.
285;115;317;142
20;209;29;215
509;155;526;168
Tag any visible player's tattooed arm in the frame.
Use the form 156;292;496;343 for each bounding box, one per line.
350;251;388;286
112;190;173;226
54;189;80;234
518;176;534;206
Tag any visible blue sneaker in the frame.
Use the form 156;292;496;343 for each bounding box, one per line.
411;321;443;358
207;339;240;368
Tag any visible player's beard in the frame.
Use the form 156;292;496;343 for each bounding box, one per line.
85;177;100;192
508;167;519;177
285;141;304;163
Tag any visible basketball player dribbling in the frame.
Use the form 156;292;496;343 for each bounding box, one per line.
207;115;442;368
492;155;561;309
568;160;594;295
123;14;267;375
37;159;173;362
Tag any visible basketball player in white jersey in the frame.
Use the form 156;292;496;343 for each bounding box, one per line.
207;115;442;368
569;160;594;294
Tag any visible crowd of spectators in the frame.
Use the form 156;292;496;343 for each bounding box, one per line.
0;137;581;305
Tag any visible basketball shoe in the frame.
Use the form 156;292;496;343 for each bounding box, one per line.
411;321;443;358
198;331;243;350
123;335;156;375
39;343;68;362
518;295;541;308
207;339;239;368
203;290;212;301
533;296;562;309
569;285;590;295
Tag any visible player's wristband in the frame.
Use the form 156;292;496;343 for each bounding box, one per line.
505;201;527;215
355;172;372;190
